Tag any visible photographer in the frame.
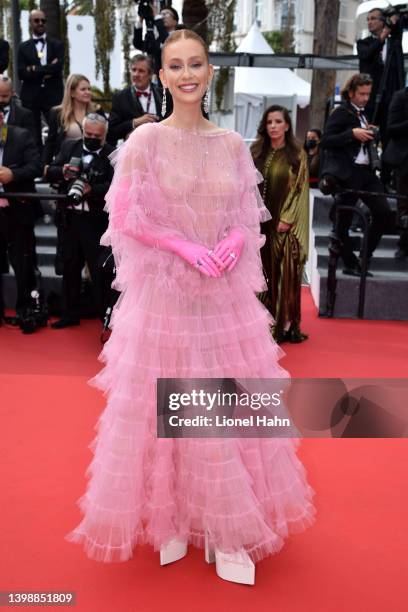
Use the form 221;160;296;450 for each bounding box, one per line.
46;113;114;328
133;2;182;73
0;110;42;324
320;73;393;276
383;86;408;259
107;54;167;146
357;7;408;120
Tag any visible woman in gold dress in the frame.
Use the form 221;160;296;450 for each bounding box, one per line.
251;105;309;343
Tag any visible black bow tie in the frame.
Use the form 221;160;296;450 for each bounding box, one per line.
83;149;98;157
34;38;45;45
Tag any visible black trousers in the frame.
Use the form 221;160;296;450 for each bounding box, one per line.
0;210;37;314
395;166;408;253
31;105;51;149
60;210;108;320
332;165;393;268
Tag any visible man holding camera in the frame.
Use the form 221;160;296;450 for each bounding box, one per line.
133;2;182;74
383;87;408;259
108;54;166;146
0;107;42;323
46;114;114;329
321;74;393;276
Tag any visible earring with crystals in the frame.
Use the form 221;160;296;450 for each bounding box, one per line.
161;88;167;117
203;85;210;114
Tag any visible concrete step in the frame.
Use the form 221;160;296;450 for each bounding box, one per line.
314;232;400;249
316;246;408;272
318;268;408;320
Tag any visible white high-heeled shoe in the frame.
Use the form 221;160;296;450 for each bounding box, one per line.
160;538;188;565
205;531;255;585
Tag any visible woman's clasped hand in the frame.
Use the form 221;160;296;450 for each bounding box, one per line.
173;229;245;277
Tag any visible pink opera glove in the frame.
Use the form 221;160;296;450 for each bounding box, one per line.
0;196;9;208
170;238;226;278
131;230;225;278
212;228;245;272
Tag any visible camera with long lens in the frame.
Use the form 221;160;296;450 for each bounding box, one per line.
65;156;90;206
383;3;408;26
19;289;48;334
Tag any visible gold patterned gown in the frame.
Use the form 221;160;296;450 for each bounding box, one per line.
260;148;309;342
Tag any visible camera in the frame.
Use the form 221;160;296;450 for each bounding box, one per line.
19;289;48;334
383;3;408;26
65;156;91;205
135;0;154;23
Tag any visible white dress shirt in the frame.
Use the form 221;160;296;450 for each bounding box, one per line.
351;102;370;166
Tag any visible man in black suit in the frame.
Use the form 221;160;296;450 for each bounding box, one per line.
46;114;114;328
0;38;9;74
17;9;64;148
321;73;393;276
383;87;408;258
357;8;406;125
108;54;167;145
0;110;42;321
0;76;36;143
133;4;182;74
357;8;408;187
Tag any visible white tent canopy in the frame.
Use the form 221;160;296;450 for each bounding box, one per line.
234;23;311;140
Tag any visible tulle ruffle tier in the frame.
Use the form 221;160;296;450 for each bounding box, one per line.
66;124;315;563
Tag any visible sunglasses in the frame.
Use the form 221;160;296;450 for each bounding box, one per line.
33;18;47;24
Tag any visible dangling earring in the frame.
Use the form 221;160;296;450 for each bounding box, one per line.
203;85;210;114
161;88;167;117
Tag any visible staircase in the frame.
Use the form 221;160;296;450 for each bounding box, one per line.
309;192;408;320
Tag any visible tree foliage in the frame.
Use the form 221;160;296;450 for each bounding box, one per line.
94;0;115;95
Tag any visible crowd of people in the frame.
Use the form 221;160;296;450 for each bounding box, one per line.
1;4;407;339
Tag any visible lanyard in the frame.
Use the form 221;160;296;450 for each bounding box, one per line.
0;124;7;149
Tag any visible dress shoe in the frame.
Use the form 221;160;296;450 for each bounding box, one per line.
343;263;373;277
159;538;188;565
394;248;408;260
205;530;255;585
51;317;80;329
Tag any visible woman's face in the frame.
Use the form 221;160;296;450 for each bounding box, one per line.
72;80;92;105
307;130;320;144
265;111;289;142
160;38;213;109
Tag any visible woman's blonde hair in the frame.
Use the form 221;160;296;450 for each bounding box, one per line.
58;74;96;132
161;29;209;63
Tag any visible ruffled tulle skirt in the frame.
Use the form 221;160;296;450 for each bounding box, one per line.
66;268;315;562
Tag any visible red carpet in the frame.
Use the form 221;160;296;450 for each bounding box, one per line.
1;289;407;612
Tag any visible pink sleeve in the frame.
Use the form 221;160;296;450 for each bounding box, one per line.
102;124;185;247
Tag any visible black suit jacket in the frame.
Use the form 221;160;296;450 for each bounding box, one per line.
107;83;166;145
357;23;406;121
17;37;64;109
0;38;9;74
383;88;408;168
1;125;43;225
320;101;366;181
43;105;107;165
6;100;36;143
46;138;114;213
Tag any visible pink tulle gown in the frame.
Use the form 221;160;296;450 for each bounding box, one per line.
66;123;315;562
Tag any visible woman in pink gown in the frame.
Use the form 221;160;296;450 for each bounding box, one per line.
67;30;315;584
